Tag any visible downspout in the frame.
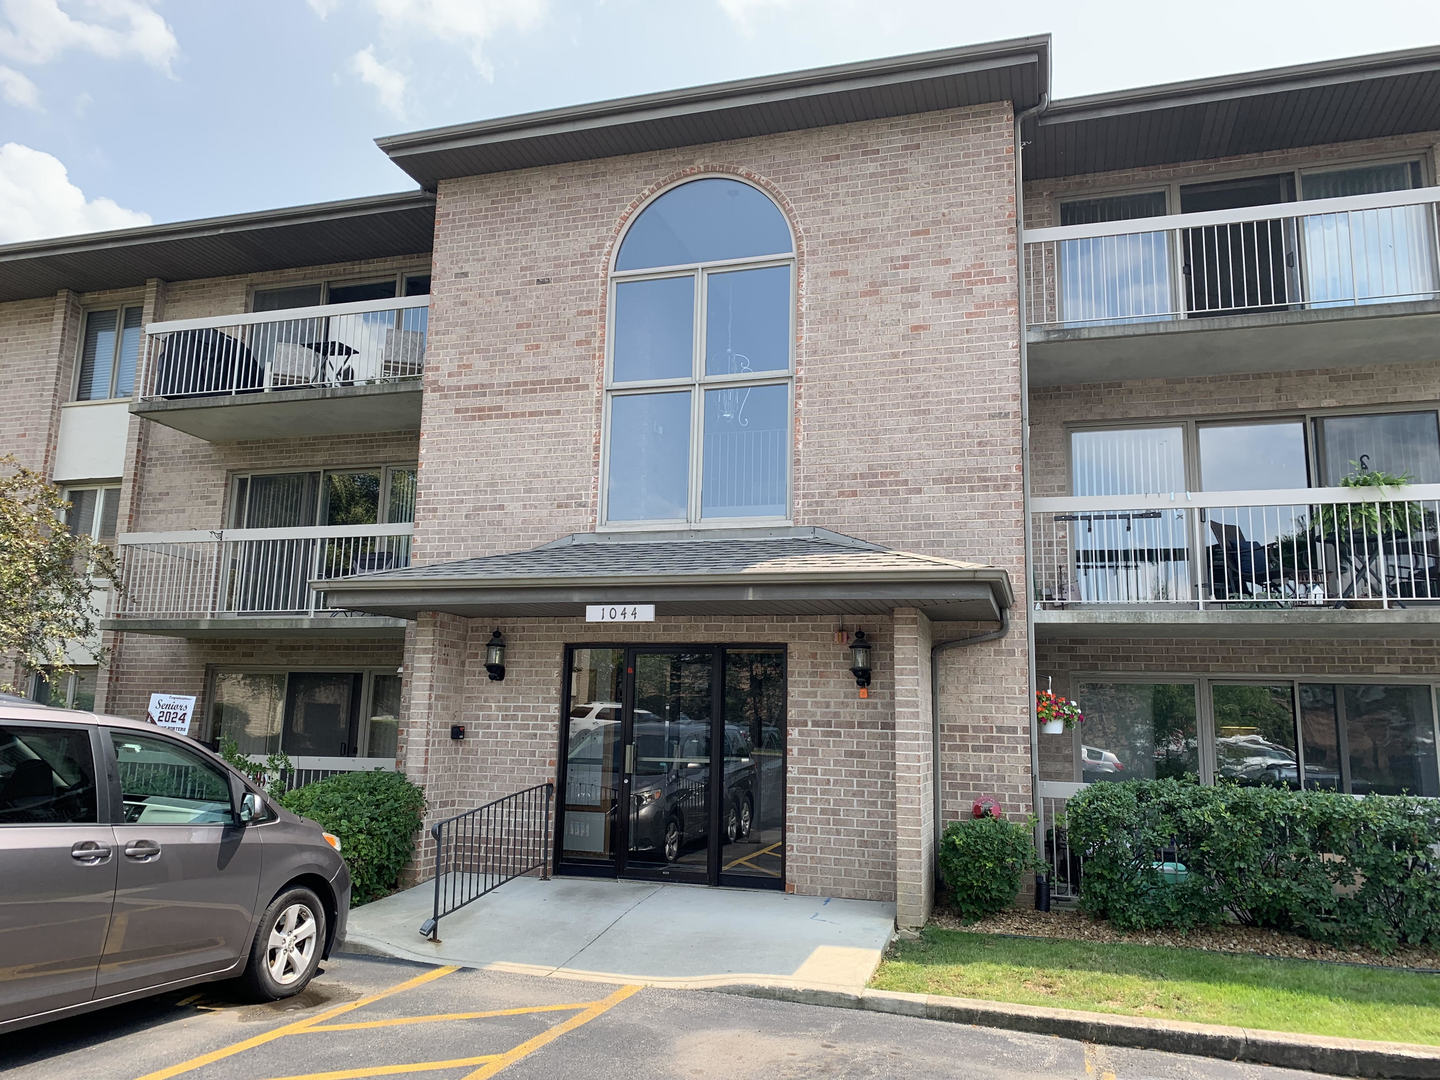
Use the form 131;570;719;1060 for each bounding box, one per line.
930;610;1010;855
1015;93;1050;858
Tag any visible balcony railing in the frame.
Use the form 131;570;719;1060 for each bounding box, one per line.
113;523;412;620
138;296;429;401
1032;485;1440;609
1024;188;1440;330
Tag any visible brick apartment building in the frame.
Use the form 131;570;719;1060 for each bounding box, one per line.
3;35;1439;927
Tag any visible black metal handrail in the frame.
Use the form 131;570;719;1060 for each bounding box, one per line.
419;781;553;941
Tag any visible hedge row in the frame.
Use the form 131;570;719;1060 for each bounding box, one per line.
1065;778;1440;950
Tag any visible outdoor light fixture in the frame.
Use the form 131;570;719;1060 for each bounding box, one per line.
848;630;872;689
484;629;507;682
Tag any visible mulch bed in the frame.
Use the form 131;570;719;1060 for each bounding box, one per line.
927;907;1440;970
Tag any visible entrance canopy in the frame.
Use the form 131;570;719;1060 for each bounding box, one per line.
321;527;1012;622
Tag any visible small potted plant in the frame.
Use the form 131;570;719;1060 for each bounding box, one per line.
1036;688;1083;735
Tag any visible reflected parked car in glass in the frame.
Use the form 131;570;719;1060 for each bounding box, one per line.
1080;744;1124;781
0;703;350;1035
630;721;757;862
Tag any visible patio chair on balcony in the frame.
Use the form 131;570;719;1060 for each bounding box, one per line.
1208;520;1271;600
153;329;262;397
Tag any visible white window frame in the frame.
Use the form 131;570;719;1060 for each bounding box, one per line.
30;665;99;710
74;303;144;402
62;483;122;543
602;184;796;529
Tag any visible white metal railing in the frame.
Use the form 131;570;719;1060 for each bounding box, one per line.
113;523;412;619
1024;188;1440;329
138;296;429;400
1038;779;1085;901
1032;485;1440;609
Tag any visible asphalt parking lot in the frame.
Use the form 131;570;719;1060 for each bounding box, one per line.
0;953;1347;1080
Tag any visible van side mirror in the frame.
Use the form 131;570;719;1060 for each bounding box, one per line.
238;791;264;824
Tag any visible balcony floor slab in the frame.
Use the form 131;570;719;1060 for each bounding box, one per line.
1028;299;1440;386
131;381;422;441
1035;606;1440;639
102;615;409;639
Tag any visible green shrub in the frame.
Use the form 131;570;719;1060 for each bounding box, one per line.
217;737;293;802
1066;778;1440;949
280;771;426;906
938;815;1039;920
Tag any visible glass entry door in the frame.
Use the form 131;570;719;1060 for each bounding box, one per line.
557;644;785;888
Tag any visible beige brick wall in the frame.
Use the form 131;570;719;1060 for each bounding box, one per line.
0;294;74;475
1023;131;1440;227
405;104;1033;902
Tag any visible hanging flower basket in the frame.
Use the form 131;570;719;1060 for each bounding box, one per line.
1036;689;1083;735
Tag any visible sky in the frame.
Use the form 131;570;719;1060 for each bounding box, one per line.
0;0;1437;244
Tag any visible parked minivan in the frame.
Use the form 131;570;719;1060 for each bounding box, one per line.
0;703;350;1035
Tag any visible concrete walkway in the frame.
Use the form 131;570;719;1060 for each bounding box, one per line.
345;876;896;991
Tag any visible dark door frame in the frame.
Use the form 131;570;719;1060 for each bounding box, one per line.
554;642;786;890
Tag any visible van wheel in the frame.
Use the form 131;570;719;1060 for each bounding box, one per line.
241;886;325;1000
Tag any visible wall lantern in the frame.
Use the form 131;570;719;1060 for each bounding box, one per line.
848;630;872;689
484;629;507;682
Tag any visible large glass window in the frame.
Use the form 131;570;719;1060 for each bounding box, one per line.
1314;411;1440;485
63;485;121;552
1074;681;1199;782
209;669;400;762
1058;191;1171;326
76;305;142;400
606;178;794;524
1212;682;1299;786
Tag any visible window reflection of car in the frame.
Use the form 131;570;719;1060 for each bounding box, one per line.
629;721;757;863
1081;744;1123;781
1253;762;1350;792
1216;734;1297;784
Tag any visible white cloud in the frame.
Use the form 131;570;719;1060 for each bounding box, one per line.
716;0;795;28
0;0;179;74
0;143;150;243
351;44;406;117
307;0;340;17
373;0;548;79
0;62;37;107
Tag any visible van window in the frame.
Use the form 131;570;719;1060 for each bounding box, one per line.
0;725;97;824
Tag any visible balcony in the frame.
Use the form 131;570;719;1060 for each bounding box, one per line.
1023;188;1440;384
1031;484;1440;637
107;523;412;637
132;296;428;441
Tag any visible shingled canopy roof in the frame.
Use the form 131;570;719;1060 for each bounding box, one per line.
322;528;1013;623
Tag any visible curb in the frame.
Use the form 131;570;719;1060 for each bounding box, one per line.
706;984;1440;1080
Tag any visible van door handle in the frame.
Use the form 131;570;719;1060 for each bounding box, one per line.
71;841;112;865
124;840;162;862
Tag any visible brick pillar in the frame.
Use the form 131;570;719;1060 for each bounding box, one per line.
893;607;934;929
397;611;469;886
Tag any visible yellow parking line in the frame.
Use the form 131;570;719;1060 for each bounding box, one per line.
461;984;642;1080
722;840;781;872
263;1056;499;1080
131;965;459;1080
303;1001;599;1032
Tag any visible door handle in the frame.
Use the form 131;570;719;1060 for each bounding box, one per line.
624;744;635;774
71;841;112;865
124;840;162;862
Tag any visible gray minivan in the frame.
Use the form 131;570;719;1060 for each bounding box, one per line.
0;703;351;1035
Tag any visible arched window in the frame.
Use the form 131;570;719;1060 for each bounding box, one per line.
604;178;795;525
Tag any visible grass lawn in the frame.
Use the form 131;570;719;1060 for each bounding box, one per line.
872;928;1440;1046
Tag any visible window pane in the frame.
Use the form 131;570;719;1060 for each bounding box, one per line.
1316;412;1440;484
385;467;417;524
1213;683;1297;786
239;472;319;528
77;309;117;401
705;266;790;376
1075;682;1198;782
1299;683;1343;791
29;670;58;707
562;649;625;861
722;648;784;882
66;489;99;538
613;277;694;382
70;667;97;712
616;179;792;271
253;285;324;312
97;487;119;542
111;732;232;825
1199;422;1307;491
323;470;381;525
1341;684;1438;796
328;280;397;305
367;674;402;759
702;384;788;518
1071;427;1185;496
282;673;361;758
0;725;98;824
607;391;691;521
212;671;285;756
403;274;431;296
114;307;142;397
1058;192;1171;326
